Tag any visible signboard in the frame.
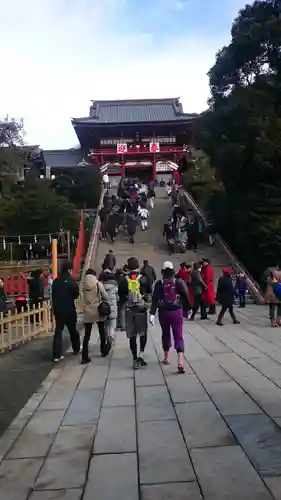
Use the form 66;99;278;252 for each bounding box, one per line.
142;137;176;144
117;143;127;154
101;139;133;145
149;142;160;153
156;161;178;172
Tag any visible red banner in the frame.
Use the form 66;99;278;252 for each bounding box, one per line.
72;212;85;280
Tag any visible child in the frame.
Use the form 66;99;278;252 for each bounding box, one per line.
139;206;149;231
119;257;151;369
235;272;248;308
150;261;189;373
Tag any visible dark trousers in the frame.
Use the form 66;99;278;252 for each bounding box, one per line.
188;237;198;250
53;311;80;359
82;321;110;360
239;292;246;307
191;295;207;319
129;331;147;360
217;305;237;323
29;297;41;323
100;222;107;239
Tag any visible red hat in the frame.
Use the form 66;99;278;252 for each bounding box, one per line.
223;268;232;275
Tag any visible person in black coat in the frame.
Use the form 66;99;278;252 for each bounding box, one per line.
127;213;137;244
52;260;80;361
103;250;116;270
0;277;7;314
216;269;240;326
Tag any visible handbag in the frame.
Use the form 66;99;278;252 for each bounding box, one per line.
97;283;111;317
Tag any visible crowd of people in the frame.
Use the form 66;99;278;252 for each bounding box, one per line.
162;192;215;254
98;180;155;244
48;251;254;374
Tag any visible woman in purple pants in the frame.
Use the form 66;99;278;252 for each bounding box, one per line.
150;261;190;373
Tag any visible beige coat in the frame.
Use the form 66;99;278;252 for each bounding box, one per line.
83;274;108;323
264;269;281;304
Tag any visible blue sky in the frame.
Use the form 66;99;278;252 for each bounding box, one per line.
0;0;247;148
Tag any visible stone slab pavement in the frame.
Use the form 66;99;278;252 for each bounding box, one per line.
1;306;281;499
1;190;281;498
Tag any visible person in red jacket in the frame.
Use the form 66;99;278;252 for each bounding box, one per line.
177;262;194;309
177;262;189;282
201;258;216;314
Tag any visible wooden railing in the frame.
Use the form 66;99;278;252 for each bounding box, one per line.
81;189;104;281
0;297;83;353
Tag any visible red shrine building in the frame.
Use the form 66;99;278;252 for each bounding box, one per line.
43;98;196;187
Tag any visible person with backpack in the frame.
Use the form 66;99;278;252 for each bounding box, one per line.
119;257;151;369
99;269;118;340
149;261;189;373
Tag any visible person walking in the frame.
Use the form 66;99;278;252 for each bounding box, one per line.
106;213;118;243
127;212;137;244
147;184;155;209
264;267;281;327
150;261;189;373
28;269;44;317
116;268;126;331
216;269;240;326
235;272;248;308
139;206;149;231
99;268;118;340
189;262;208;320
201;258;216;314
103;249;116;271
120;257;151;369
140;260;156;286
82;269;111;363
176;262;192;318
163;218;175;254
52;260;80;362
99;206;107;241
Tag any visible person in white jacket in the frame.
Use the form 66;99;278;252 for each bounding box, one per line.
139;207;149;231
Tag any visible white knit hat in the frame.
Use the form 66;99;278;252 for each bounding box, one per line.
163;261;174;270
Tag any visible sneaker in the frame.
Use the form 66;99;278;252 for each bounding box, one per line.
233;320;240;325
138;356;147;367
178;365;185;374
162;359;170;366
81;357;91;365
133;359;140;370
53;356;64;363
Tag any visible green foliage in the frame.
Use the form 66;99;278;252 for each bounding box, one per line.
182;150;221;209
0;116;95;239
197;0;281;278
52;165;101;209
0;116;26;195
0;180;79;235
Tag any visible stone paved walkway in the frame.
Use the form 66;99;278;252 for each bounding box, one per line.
1;191;281;499
1;307;281;499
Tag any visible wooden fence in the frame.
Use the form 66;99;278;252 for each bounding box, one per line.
0;297;83;353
